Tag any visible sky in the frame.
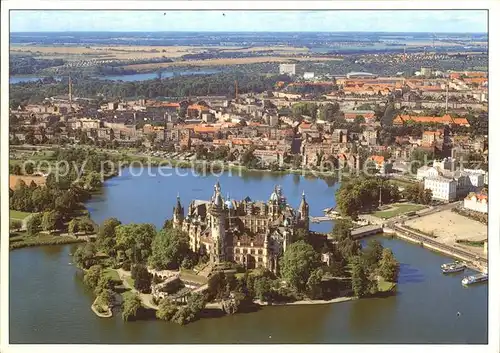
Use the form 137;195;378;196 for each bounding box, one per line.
10;10;488;33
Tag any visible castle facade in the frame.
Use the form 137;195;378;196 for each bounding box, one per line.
172;182;309;273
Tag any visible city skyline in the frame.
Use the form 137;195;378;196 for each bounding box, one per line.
10;10;488;33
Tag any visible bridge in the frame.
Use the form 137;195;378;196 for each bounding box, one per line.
310;214;344;223
351;225;383;239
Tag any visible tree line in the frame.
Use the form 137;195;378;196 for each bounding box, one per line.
10;72;293;107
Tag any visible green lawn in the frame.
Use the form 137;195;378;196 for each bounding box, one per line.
125;276;135;288
378;280;396;292
103;268;121;282
10;210;33;220
389;179;417;188
9;232;84;250
373;204;426;219
180;269;208;284
121;289;136;301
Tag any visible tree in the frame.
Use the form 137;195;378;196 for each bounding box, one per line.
378;248;400;282
83;265;103;290
318;103;340;121
10;219;22;232
351;257;370;298
41;210;63;232
54;190;79;216
68;218;80;235
279;241;321;293
79;217;95;234
97;288;114;308
410;149;435;174
115;223;156;263
253;276;274;303
221;292;242;315
307;268;324;299
85;171;102;191
403;184;433;205
171;292;207;325
156;298;178;321
12;164;22;175
131;264;152;293
362;239;384;269
96;217;121;255
122;293;142;321
148;228;190;270
73;242;97;269
26;213;42;236
162;219;173;230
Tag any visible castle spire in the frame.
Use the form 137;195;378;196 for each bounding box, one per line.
173;194;184;225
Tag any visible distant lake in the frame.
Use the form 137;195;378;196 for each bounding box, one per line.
9;75;61;84
96;69;220;82
9;69;220;84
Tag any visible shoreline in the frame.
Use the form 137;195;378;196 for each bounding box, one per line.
91;297;113;318
253;296;356;307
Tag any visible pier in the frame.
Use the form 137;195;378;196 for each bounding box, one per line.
389;224;487;273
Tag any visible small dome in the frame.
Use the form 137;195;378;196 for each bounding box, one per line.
270;191;279;202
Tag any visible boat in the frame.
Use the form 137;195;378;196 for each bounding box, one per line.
441;261;466;274
462;273;488;286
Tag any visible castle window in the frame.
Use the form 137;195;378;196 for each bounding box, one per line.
235;248;240;254
258;249;263;255
251;249;255;255
243;249;247;254
258;257;262;262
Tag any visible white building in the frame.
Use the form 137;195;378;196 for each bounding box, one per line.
279;63;296;76
463;193;488;214
303;72;315;80
417;166;484;202
463;168;488;185
432;157;455;171
424;176;457;202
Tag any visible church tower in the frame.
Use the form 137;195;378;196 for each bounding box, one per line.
210;182;226;263
298;190;309;230
172;194;184;228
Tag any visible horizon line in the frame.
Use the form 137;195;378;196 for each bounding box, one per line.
10;30;489;34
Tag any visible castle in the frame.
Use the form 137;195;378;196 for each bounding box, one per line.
172;182;309;273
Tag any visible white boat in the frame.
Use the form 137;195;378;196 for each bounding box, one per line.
441;262;466;274
462;273;488;286
441;261;465;270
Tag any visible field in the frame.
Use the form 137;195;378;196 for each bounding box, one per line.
373;203;426;219
404;209;487;255
11;45;316;62
10;210;33;220
10;44;342;72
9;175;47;188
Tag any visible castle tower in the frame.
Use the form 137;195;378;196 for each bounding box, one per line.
298;190;309;230
268;185;280;216
210;182;226;263
264;229;271;272
172;194;184;227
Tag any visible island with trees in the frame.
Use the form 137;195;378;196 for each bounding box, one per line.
73;215;399;324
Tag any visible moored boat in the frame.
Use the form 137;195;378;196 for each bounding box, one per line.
462;273;488;286
441;262;466;274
